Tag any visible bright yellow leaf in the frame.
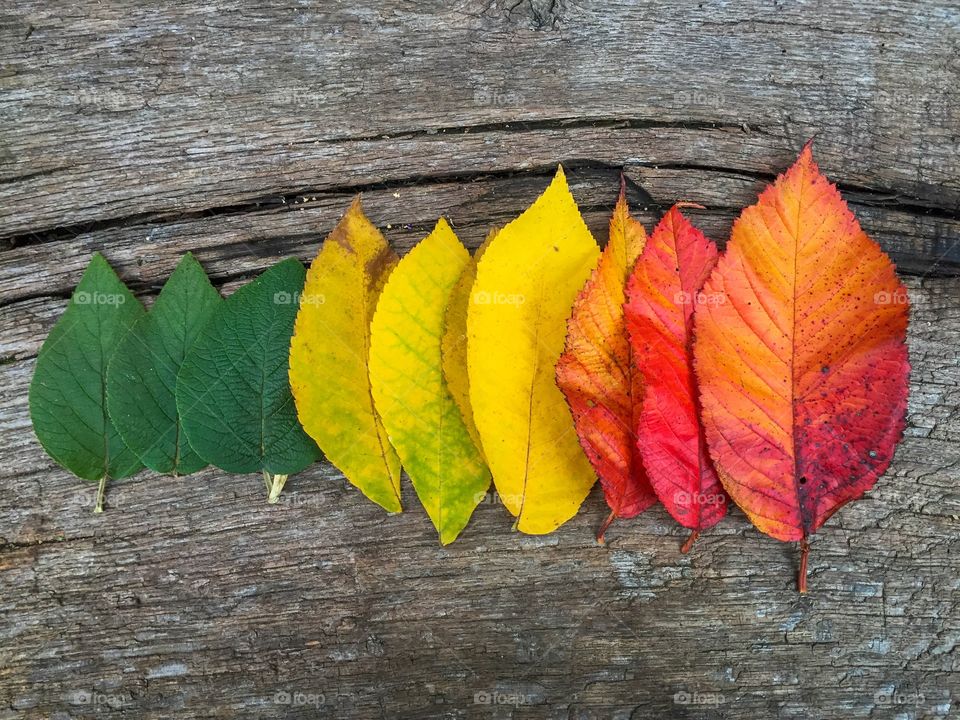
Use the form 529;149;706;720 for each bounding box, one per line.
467;167;600;534
440;229;497;456
369;219;490;544
289;197;402;512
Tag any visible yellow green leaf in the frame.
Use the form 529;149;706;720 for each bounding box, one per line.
440;229;497;456
467;167;600;534
369;219;491;544
289;197;402;512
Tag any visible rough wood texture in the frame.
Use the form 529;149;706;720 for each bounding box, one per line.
1;1;958;718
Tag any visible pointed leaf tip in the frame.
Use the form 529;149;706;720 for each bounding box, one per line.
469;172;600;534
441;228;498;458
108;252;222;475
554;184;658;524
289;200;402;513
178;258;319;484
30;253;145;496
625;205;726;534
369;221;490;544
693;145;909;556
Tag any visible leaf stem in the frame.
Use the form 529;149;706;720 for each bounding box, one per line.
596;510;617;545
798;538;810;593
262;470;272;494
265;473;289;504
680;529;700;554
93;476;107;513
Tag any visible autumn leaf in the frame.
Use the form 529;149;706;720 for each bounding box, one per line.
468;166;600;534
29;253;145;512
369;219;491;544
289;198;403;513
624;205;728;551
693;143;910;591
107;253;222;476
177;258;320;502
556;188;657;543
440;229;496;456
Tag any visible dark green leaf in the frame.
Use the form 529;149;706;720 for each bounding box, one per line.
107;253;222;475
176;258;320;497
29;253;145;511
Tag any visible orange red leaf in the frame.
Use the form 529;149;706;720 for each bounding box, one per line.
692;143;910;590
625;206;728;549
556;188;658;541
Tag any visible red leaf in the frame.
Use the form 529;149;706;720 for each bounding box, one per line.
693;143;910;591
625;206;728;550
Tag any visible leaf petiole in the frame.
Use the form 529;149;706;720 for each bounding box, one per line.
265;472;289;504
596;510;617;545
798;538;810;593
93;475;107;514
680;529;700;554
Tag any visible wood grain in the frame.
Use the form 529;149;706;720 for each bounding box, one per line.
1;0;958;718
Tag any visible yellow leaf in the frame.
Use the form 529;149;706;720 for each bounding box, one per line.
289;197;402;512
440;229;497;456
369;219;490;544
467;167;600;534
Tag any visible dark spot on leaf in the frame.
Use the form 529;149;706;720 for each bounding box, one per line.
366;246;396;279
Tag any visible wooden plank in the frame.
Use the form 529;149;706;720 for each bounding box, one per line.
0;169;955;321
0;276;957;719
1;0;958;236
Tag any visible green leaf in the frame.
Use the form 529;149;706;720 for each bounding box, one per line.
106;253;222;475
176;258;320;499
29;253;146;512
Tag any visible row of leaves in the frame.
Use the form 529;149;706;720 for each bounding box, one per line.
30;144;909;591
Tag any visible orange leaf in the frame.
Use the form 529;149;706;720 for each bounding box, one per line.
693;143;910;591
625;206;728;550
556;187;657;541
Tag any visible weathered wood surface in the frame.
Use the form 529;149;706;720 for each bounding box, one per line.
1;1;958;718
